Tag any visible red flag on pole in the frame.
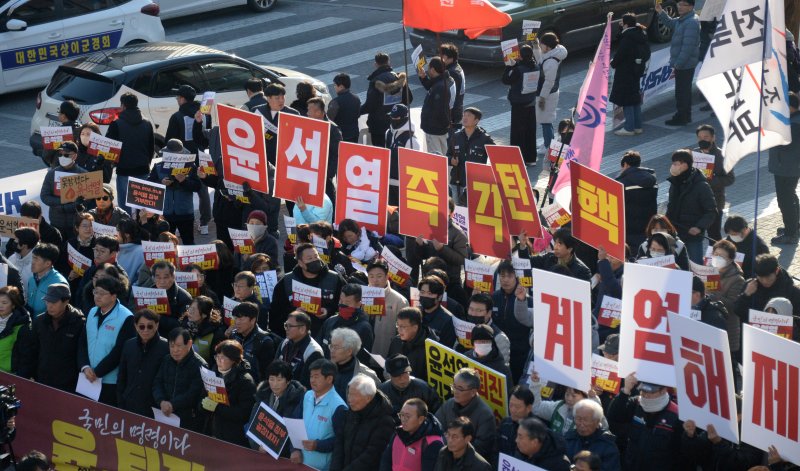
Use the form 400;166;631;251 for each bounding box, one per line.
403;0;511;39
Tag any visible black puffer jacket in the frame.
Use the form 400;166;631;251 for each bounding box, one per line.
105;107;155;176
502;58;538;105
165;101;202;153
666;167;717;242
331;391;395;471
420;73;454;136
514;428;571;471
152;351;208;432
378;377;443;419
447;126;495;186
617;166;657;240
362;66;412;129
387;325;438;382
208;362;256;447
116;335;169;417
25;304;85;392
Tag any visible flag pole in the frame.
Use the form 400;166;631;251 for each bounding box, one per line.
750;0;770;277
401;0;412;138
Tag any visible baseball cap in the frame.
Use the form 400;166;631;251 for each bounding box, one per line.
637;382;665;393
598;333;619;355
43;283;71;303
389;104;409;119
385;354;412;377
58;141;79;154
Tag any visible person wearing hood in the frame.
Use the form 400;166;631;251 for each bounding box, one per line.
39;141;87;240
722;215;769;277
529;370;606;436
514;417;571;471
242;210;279;267
87;183;132;229
106;92;155;215
0;286;31;375
447;107;495;204
388;307;437;382
200;339;256;446
116;309;169;418
318;283;374;352
636;214;691;270
150;260;192;338
534;32;568;152
181;296;226;364
565;399;621;471
380;398;444;471
497;385;535;456
640;228;690;271
666;149;718;264
694;124;735;241
250;360;307;455
465;324;512;382
328;327;379;400
502;44;538;165
385;104;421;206
115;219;144;283
616;151;657;250
460;293;510;366
434;417;491;471
763;296;800;341
608;374;685;471
149;139;201;245
270;243;347;336
735;254;800;331
332;375;396;471
611;14;650;137
363;52;412;148
435;368;496;460
379;354;441;419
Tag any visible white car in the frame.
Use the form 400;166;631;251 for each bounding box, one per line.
156;0;276;20
30;41;330;156
0;0;165;95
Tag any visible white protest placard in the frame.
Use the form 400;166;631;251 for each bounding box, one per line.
67;243;91;276
667;312;739;444
453;316;477;350
532;268;592;391
177;243;220;270
692;151;716;181
151;407;181;427
229;227;255;255
200;366;229;405
521;19;541;40
452;205;470;238
381;245;412;287
464;258;494;293
161;152;195;176
142;240;177;268
361;285;386;317
619;263;692;387
41;126;73;150
255;270;279;303
291;280;323;317
92;221;118;238
223;296;240;327
597;296;622;329
497;452;546;471
500;39;520;63
369;353;386;370
75;373;101;401
690;260;721;293
284;215;297;244
748;309;795;339
175;271;200;297
199;91;216;114
284;417;308;450
542;202;571;229
741;324;800;464
521;70;540;95
86;133;122;164
635;254;677;269
411;43;426;71
512;256;532;291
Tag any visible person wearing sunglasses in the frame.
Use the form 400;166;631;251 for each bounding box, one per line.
88;183;132;228
116;309;168;418
39;141;88;240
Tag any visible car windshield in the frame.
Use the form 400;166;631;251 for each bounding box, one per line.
46;67;118;104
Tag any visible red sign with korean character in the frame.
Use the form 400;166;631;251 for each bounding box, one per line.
86;134;122;164
274;113;329;207
176;244;219;271
464;259;494;293
229;228;255;255
336;142;390;233
218;104;269;194
465;162;510;258
223;296;240;327
141;241;176;269
570;162;626;261
487;145;543;238
398;148;449;242
175;271;200;297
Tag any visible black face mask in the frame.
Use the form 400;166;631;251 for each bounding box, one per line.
467;315;486;325
560;131;574;145
391;118;408;129
419;296;437;310
305;259;326;274
698;140;713;150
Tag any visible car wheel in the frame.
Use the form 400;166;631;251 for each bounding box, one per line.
248;0;276;12
124;39;147;47
649;1;677;43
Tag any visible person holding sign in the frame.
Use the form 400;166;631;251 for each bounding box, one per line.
55;214;94;292
519;228;592;281
9;227;39;289
201;340;256;447
151;260;192;338
367;260;409;358
153;327;208;432
594;245;625;344
77;123;113;183
464;324;512;382
502;44;538;165
734;254;800;329
529;371;603;436
415;277;457;349
690;276;728;330
149;139;201;245
39;141;87;240
182;296;226;364
462;292;510;366
493;260;533;384
693;124;735;241
635;214;690;270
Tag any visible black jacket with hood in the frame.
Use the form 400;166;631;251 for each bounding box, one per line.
105;107;155;176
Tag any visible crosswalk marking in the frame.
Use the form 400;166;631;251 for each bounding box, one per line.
166;11;296;43
211;17;349;53
310;41;408;72
250;23;400;63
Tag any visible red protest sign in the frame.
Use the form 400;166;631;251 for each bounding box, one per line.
464;259;494;293
487;145;543;238
218;104;269;194
229;228;255;255
176;271;200;297
591;354;621;394
177;244;219;271
274;113;329;207
336;142;389;234
465;162;510;258
570;162;626;261
398;148;449;242
381;246;412;287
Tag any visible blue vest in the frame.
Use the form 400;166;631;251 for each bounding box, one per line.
86;300;132;384
302;388;346;471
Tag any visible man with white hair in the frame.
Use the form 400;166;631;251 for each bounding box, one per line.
329;327;379;399
331;375;395;471
564;399;620;471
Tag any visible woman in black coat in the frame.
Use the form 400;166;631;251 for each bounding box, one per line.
249;360;306;455
201;340;256;447
610;13;650;136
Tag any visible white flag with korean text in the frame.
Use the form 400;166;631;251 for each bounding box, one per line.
697;0;791;172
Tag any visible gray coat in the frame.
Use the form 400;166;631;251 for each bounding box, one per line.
435;395;496;459
768;112;800;177
659;9;701;70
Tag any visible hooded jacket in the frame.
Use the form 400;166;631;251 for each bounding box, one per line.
666;167;718;242
331;391;396;471
380;413;444;471
763;296;800;340
514;429;571;471
362;66;411;128
617;166;658;239
106;107;155;176
420;73;455;136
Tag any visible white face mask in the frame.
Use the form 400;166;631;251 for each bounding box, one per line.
59;156;74;168
246;223;267;240
729;234;744;243
639;393;670;413
473;343;492;357
711;255;729;269
649;250;665;258
669;165;683;177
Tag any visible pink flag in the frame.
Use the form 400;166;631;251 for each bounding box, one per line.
553;14;613;210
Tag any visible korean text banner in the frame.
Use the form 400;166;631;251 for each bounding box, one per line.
0;372;311;470
741;324;800;464
465;162;510;258
667;312;739;444
218;104;269;194
336;142;390;234
532;268;592;391
619;263;692;387
570;162;625;261
425;338;508;421
274;113;330;207
398;148;449;242
486;145;543;238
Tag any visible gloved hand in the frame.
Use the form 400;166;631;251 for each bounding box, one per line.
201;397;218;412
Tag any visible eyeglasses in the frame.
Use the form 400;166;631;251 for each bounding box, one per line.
92;289;110;296
397;413;414;421
137;323;156;331
395;323;413;331
284;322;303;330
95;196;110;201
451;384;473;393
93;247;109;254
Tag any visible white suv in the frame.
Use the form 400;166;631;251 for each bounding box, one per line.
30;42;331;157
0;0;165;95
